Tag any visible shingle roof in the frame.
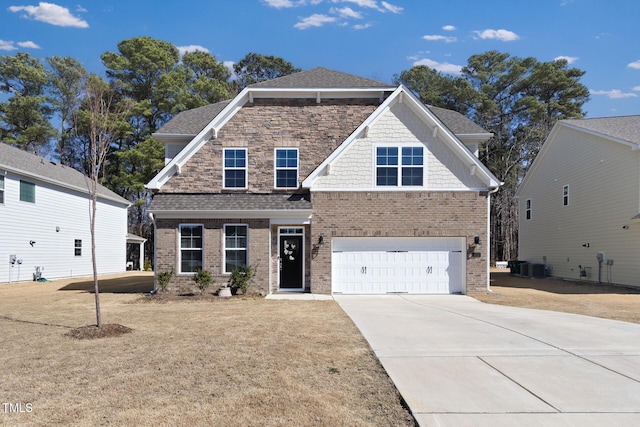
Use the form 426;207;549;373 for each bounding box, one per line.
562;115;640;146
425;105;490;135
155;100;231;135
149;193;312;212
249;67;395;89
0;142;129;206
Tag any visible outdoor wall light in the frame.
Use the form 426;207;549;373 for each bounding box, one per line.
29;240;36;247
474;236;481;246
623;225;630;230
318;235;324;247
582;243;590;248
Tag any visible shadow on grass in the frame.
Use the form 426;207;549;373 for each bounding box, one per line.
58;274;154;294
490;271;640;295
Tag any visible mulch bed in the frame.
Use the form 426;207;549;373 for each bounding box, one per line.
65;324;134;340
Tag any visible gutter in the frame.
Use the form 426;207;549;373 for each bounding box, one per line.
486;186;501;292
149;212;158;294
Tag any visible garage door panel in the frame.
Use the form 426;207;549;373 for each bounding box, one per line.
332;238;464;295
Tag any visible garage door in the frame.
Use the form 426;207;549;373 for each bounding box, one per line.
332;237;464;294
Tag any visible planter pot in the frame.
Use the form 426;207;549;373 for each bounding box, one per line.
218;287;232;298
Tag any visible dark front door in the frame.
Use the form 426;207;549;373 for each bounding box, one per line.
280;235;303;289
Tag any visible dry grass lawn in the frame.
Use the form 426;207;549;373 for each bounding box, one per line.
472;269;640;324
0;273;414;426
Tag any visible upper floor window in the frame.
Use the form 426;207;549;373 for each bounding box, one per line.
20;180;35;203
180;224;203;273
74;239;82;256
223;149;247;189
0;175;4;204
563;185;569;206
376;145;424;187
275;149;298;189
525;199;532;220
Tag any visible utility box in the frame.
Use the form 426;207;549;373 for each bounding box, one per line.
532;264;545;278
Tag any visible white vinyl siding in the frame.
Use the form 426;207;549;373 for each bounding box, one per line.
518;125;640;286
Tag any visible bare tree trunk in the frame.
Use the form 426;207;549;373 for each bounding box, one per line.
91;185;101;327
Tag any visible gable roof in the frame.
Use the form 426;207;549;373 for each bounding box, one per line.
516;115;640;197
147;67;500;190
249;67;395;89
561;115;640;148
0;142;130;206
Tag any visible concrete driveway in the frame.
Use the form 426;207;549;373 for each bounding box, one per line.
335;295;640;427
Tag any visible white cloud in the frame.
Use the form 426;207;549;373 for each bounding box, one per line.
17;40;40;49
590;89;638;99
554;55;578;64
412;58;463;75
422;34;457;43
442;25;456;31
474;28;519;41
333;0;381;10
262;0;298;8
353;23;372;30
331;6;362;18
294;13;337;29
627;60;640;69
177;45;210;56
633;86;640;92
76;5;87;13
0;40;18;51
8;2;89;28
381;1;403;13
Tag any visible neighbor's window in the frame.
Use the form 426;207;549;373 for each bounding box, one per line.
74;239;82;256
180;224;203;273
223;148;247;189
0;175;4;204
275;149;298;188
376;146;424;186
19;180;35;203
224;224;247;273
525;199;532;220
563;185;569;206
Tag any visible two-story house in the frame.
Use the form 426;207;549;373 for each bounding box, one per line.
147;67;501;295
0;142;130;283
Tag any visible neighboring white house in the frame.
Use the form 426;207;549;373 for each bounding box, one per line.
516;116;640;287
0;143;130;283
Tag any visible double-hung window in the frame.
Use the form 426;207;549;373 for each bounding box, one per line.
180;224;203;273
563;185;569;206
223;149;247;189
224;225;247;273
376;145;424;187
74;239;82;256
0;175;4;204
20;180;35;203
525;199;532;220
275;148;298;189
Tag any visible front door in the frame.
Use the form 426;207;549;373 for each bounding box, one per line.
279;235;303;289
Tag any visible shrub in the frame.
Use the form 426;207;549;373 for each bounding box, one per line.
156;268;174;292
229;264;256;294
192;269;214;294
144;260;152;271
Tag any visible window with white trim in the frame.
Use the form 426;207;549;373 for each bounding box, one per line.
180;224;203;273
74;239;82;256
224;224;247;273
525;199;532;220
375;145;424;186
223;148;247;189
0;175;4;204
20;180;35;203
563;185;569;206
275;148;298;188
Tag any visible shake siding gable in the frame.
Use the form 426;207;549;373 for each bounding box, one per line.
312;101;484;190
518;125;640;285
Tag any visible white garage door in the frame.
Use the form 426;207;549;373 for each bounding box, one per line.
332;237;465;294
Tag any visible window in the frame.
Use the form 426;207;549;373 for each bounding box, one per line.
224;225;247;273
275;149;298;188
74;239;82;256
223;149;247;189
525;199;532;220
0;175;4;204
376;146;424;187
563;185;569;206
19;180;35;203
180;225;203;273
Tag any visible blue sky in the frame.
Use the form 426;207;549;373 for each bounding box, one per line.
2;0;640;118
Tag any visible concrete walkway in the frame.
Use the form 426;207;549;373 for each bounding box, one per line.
335;295;640;427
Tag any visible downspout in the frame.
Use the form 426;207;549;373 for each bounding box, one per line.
149;212;158;294
486;186;501;292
